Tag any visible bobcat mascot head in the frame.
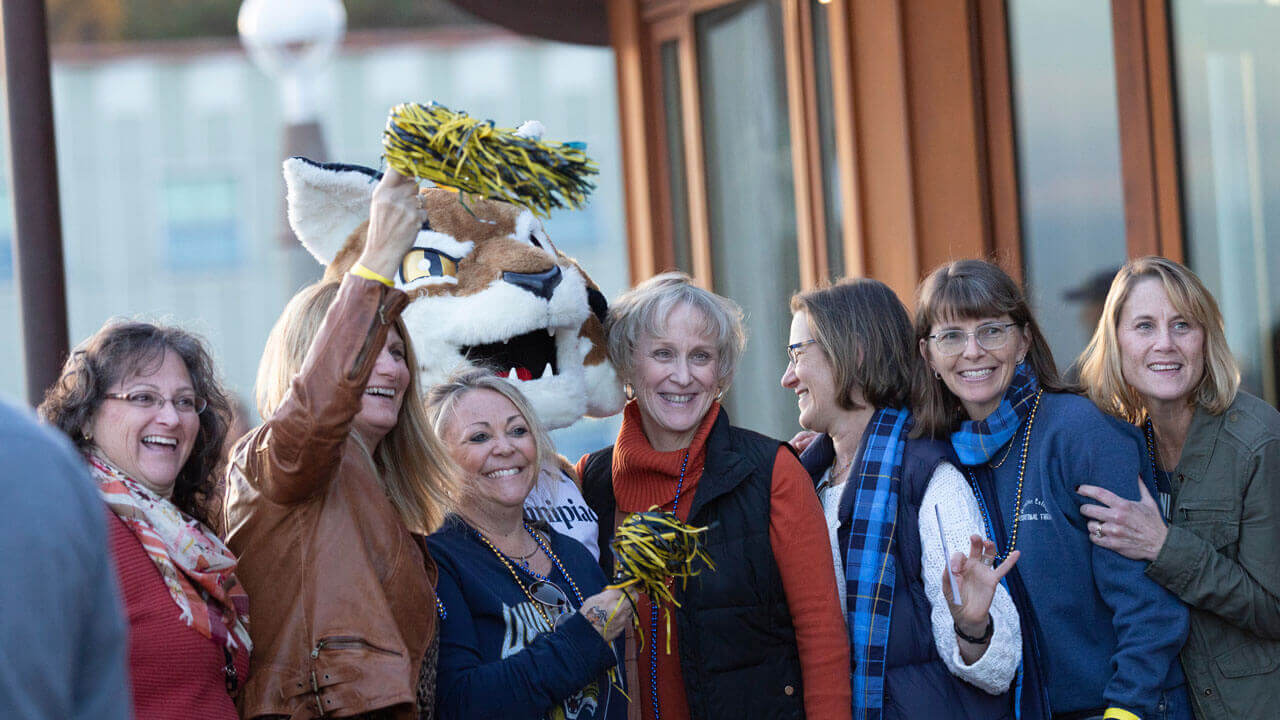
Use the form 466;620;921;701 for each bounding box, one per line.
282;156;626;430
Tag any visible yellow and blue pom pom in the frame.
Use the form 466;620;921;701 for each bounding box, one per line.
382;102;597;217
607;509;715;652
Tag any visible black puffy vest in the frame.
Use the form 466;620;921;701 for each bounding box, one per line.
581;409;806;720
800;433;1018;720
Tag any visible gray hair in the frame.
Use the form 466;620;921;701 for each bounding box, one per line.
425;368;554;476
606;272;746;391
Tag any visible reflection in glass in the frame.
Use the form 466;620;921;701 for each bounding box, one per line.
660;41;694;274
810;0;844;279
1173;0;1280;405
1008;0;1128;372
697;0;800;440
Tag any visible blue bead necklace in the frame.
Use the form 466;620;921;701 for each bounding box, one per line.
963;390;1041;564
470;522;585;629
648;449;690;720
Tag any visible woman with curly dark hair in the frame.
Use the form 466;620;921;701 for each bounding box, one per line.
40;320;248;720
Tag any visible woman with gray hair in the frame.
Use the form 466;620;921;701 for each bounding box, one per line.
425;369;630;720
577;272;851;720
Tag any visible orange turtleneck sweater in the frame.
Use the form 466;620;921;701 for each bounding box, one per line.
577;402;851;720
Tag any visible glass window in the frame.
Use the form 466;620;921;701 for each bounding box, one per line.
0;182;11;282
162;176;242;271
811;0;844;279
697;0;801;441
660;41;694;274
1008;0;1128;373
1172;0;1280;405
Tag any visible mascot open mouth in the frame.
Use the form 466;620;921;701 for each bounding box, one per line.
462;328;560;382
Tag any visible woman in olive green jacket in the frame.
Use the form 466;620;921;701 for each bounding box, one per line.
1074;256;1280;720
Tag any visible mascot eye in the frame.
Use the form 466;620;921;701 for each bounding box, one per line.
401;248;460;284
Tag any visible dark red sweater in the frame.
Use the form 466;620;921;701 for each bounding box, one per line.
108;514;248;720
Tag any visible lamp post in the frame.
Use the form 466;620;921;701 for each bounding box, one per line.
237;0;346;292
3;0;70;406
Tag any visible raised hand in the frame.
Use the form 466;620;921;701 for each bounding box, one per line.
357;168;425;280
942;534;1020;644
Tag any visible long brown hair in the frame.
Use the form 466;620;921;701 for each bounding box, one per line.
912;259;1073;438
255;280;457;533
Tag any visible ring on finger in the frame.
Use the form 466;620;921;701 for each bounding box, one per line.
1093;524;1105;539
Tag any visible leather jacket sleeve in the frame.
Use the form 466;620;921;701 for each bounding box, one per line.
243;274;410;505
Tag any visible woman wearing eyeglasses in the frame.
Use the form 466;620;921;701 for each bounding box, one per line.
781;279;1040;720
425;369;630;720
40;321;249;720
913;260;1191;720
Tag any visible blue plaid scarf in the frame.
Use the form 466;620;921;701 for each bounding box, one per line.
949;363;1039;465
845;406;911;720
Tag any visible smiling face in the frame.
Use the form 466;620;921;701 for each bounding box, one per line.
352;326;411;449
87;350;199;498
1117;277;1206;413
781;311;849;433
630;303;721;451
922;314;1030;421
444;388;538;517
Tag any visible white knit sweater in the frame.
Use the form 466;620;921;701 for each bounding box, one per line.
917;462;1021;694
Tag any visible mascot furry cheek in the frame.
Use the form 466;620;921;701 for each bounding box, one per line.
282;157;626;430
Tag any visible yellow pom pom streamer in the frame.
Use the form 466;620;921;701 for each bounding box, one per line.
607;509;715;654
382;102;597;217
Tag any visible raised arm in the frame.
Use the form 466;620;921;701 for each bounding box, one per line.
242;169;422;504
918;462;1021;694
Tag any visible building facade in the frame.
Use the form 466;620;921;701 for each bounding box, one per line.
0;25;628;459
604;0;1279;440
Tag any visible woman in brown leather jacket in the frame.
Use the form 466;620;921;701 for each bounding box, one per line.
223;169;457;719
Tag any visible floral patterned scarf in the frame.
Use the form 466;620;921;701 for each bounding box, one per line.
88;452;251;651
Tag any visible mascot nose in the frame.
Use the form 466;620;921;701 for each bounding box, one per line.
503;266;562;301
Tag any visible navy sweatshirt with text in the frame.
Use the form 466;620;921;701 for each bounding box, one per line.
970;392;1188;717
426;516;626;720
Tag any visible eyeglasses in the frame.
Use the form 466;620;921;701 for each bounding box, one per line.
528;580;573;627
927;322;1020;357
104;391;207;414
786;339;818;365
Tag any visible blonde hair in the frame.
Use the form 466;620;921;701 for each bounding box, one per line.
1078;256;1239;423
255;280;457;533
424;368;554;481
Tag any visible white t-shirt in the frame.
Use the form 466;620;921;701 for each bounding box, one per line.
817;470;848;618
523;464;600;560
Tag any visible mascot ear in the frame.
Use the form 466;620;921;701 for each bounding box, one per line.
283;157;384;265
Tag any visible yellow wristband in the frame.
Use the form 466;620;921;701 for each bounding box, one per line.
350;262;394;288
1103;708;1140;720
